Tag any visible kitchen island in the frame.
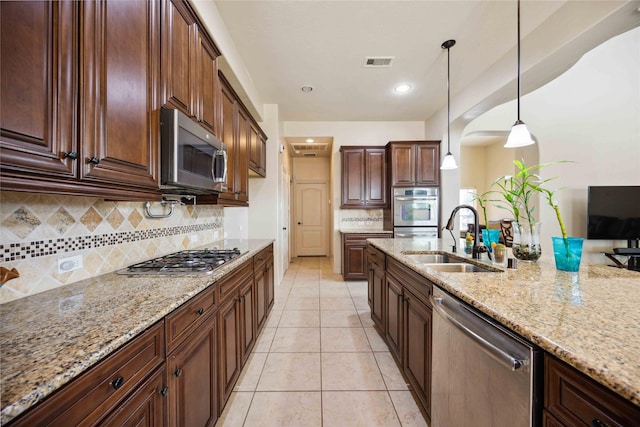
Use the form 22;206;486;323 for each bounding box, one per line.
0;239;273;425
367;237;640;410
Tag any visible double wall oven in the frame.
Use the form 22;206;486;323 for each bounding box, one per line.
392;187;439;237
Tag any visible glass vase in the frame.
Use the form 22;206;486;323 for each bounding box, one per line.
512;222;542;262
552;236;584;272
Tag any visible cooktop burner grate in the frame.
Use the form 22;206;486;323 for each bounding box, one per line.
120;247;244;275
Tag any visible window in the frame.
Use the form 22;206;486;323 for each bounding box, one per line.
459;188;477;233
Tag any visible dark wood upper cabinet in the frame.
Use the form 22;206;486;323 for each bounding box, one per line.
0;1;77;180
161;0;196;117
387;141;440;187
1;0;161;200
196;33;219;135
340;146;387;208
249;121;267;177
80;0;160;191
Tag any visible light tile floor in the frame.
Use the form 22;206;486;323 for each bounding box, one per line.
218;257;429;427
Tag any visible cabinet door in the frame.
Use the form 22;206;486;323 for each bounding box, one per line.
341;149;365;208
167;315;218;427
365;148;387;207
0;1;77;182
389;143;416;186
100;366;167;427
255;263;267;332
235;105;250;202
370;263;385;332
218;296;240;409
248;122;266;177
415;143;439;186
266;249;275;311
239;279;255;365
196;33;218;134
161;0;196;116
80;0;159;190
344;242;367;280
403;289;432;416
218;76;236;198
385;274;403;364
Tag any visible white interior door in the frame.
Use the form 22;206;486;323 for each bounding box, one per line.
294;181;328;256
280;169;290;273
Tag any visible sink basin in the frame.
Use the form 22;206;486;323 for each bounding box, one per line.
422;263;495;273
402;253;457;263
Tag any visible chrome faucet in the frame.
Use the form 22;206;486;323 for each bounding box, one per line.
445;204;489;260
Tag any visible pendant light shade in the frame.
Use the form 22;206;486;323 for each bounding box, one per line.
440;39;458;170
504;0;535;148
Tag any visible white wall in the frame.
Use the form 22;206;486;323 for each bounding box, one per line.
462;27;640;264
284;121;426;273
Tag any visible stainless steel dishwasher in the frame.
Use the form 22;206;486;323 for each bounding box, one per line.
430;286;542;427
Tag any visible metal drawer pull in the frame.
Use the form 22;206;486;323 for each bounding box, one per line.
197;308;204;315
63;151;78;159
109;376;124;390
592;419;610;427
160;386;169;396
174;368;182;377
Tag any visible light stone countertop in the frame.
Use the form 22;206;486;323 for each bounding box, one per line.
367;237;640;407
0;239;273;425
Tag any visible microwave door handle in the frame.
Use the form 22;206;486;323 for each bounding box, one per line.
212;150;228;184
221;150;228;184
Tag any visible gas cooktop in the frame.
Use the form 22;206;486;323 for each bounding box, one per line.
119;248;245;275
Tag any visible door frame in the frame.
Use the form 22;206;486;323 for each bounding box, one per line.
292;179;329;257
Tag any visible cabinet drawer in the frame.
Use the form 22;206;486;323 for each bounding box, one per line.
386;257;432;307
544;354;640;426
217;258;254;302
253;245;272;270
367;245;386;269
165;285;216;354
11;322;165;426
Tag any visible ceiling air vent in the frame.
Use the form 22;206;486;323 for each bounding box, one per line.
364;57;394;68
302;153;317;157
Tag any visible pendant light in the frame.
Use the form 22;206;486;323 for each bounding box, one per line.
440;39;458;170
505;0;535;148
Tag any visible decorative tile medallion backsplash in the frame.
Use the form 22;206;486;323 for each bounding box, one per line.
0;191;224;303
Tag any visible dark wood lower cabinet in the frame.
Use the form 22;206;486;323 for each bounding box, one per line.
166;314;218;427
100;366;167;427
403;288;432;416
218;294;240;410
385;273;402;363
544;354;640;426
8;245;276;427
343;232;391;280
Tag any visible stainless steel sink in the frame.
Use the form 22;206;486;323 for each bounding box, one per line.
401;253;458;263
422;263;494;273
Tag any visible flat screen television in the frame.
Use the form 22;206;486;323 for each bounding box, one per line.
587;186;640;244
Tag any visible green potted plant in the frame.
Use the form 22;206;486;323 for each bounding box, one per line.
492;160;544;261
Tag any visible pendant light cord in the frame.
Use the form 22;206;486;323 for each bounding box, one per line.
447;43;451;152
516;0;521;121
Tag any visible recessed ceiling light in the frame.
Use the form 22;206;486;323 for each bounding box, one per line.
301;85;313;93
306;138;314;143
394;84;412;93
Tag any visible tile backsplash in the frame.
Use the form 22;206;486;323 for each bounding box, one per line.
0;191;224;303
339;209;384;229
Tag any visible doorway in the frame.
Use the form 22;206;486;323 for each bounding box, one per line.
293;181;329;256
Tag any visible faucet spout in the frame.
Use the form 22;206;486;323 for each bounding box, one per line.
446;204;484;259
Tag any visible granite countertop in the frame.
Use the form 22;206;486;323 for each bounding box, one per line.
368;237;640;406
0;239;273;425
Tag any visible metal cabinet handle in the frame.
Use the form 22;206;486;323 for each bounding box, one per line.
174;368;182;377
88;156;100;165
64;151;78;160
109;376;124;390
297;222;302;225
592;419;610;427
197;308;204;315
159;386;169;396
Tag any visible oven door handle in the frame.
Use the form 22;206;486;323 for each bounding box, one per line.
431;296;527;372
395;196;436;201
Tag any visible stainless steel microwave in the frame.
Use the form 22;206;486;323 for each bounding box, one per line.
160;108;227;195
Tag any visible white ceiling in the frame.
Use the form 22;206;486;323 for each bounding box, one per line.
213;0;569;122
